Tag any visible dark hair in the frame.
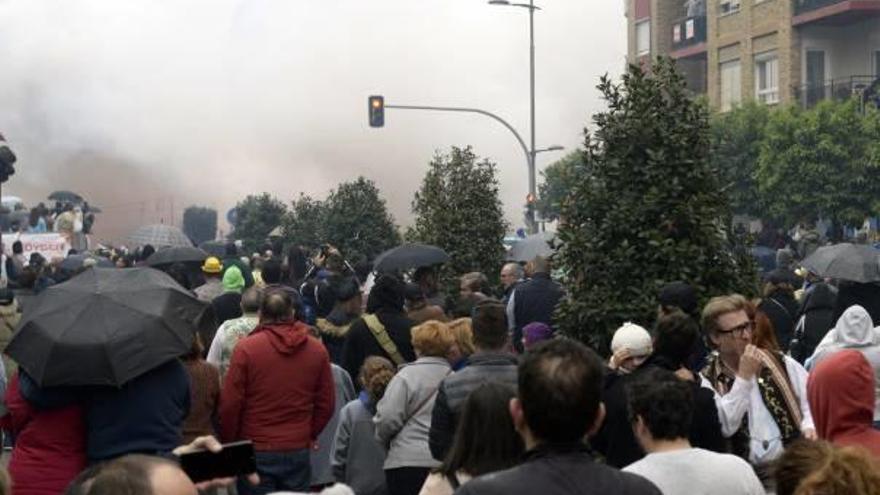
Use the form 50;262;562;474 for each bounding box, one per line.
140;245;155;261
12;241;22;254
774;440;880;495
471;299;508;350
165;263;191;290
63;463;106;495
658;281;698;317
653;310;699;366
261;289;294;323
285;246;308;286
241;287;262;313
518;339;604;443
86;454;175;495
262;257;283;284
334;277;361;303
439;382;523;479
404;282;426;303
626;368;693;441
366;275;404;314
225;242;238;257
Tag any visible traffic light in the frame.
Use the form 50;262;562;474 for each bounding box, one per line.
368;95;385;128
0;133;16;184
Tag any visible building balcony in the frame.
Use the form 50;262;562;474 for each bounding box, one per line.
793;0;880;26
792;75;878;108
671;15;707;58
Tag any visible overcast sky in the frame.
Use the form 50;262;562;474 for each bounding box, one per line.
0;0;625;242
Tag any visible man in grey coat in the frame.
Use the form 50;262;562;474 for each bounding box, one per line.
429;299;519;461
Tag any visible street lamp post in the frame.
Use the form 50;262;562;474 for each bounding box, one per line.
490;0;542;233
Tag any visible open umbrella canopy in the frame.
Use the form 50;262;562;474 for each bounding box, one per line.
199;240;227;257
59;254;115;272
801;243;880;283
507;232;556;262
373;243;449;273
145;246;209;267
6;267;213;387
48;190;84;203
129;224;193;248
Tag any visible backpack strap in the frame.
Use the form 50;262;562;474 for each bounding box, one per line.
363;313;405;366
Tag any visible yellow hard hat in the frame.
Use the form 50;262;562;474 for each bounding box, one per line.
202;257;223;274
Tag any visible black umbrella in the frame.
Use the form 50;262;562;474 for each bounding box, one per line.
48;190;84;203
145;246;209;267
199;240;227;257
6;267;212;387
59;254;115;271
373;243;449;273
801;243;880;283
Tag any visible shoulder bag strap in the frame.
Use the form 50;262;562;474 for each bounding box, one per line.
363;313;406;366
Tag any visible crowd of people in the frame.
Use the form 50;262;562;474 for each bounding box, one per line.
0;238;875;495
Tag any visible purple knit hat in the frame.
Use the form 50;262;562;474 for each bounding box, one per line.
523;322;554;348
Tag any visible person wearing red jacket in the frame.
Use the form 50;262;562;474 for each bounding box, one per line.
1;373;86;495
220;288;335;495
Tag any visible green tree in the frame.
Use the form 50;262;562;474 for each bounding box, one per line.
409;146;507;292
710;101;771;218
322;177;400;264
757;100;880;227
536;151;583;222
182;206;217;245
232;193;288;252
555;59;756;353
282;194;327;250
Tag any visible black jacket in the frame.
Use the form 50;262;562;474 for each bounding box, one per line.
591;355;726;468
511;273;563;353
759;291;799;352
429;352;519;460
791;283;836;363
455;443;660;495
341;310;416;381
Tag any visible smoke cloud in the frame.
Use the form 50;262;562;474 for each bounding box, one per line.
0;0;624;243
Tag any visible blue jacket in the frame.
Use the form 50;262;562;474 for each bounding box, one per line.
84;359;191;462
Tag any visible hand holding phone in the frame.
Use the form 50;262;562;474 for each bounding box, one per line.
176;438;258;485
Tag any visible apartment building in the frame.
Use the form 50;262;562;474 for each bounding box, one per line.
624;0;880;109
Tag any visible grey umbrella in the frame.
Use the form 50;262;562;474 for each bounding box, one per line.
373;243;450;273
801;243;880;283
507;232;556;262
145;246;209;267
129;224;193;248
48;190;84;203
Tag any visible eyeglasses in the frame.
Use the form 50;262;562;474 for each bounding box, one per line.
717;320;755;338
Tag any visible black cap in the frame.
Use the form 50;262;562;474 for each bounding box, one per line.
658;281;698;315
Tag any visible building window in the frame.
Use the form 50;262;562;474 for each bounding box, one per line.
755;52;779;104
719;0;741;14
720;60;742;111
636;20;651;56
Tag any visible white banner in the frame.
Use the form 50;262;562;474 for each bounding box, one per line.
2;232;72;262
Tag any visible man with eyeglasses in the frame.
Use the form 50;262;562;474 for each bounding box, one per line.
699;295;815;482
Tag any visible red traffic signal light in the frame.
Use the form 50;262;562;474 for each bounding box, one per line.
368;96;385;128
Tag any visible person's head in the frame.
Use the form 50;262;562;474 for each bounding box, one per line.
240;287;262;314
657;281;698;317
224;242;237;257
63;463;105;495
763;275;795;298
439;382;524;479
447;317;475;364
831;304;875;346
610;322;652;372
413;266;437;293
626;368;694;453
165;263;191;291
222;266;245;294
701;294;753;360
366;274;405;314
140;245;155;261
459;272;488;300
86;454;197;495
651;310;699;367
11;241;22;255
808;350;876;442
411;320;455;358
749;301;781;352
513;339;605;447
522;322;553;351
359;356;396;405
333;277;363;315
776;248;795;271
404;282;427;310
285;245;308;284
261;257;283;285
500;263;524;289
182;333;205;361
773;440;880;495
201;257;223;277
471;299;508;351
526;256;550;276
260;288;295;324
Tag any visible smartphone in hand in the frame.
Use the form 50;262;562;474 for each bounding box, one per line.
179;440;257;483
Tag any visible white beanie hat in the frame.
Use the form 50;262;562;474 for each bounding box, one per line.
610;322;652;357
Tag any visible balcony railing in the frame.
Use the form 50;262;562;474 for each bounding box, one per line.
794;0;876;16
792;75;878;108
671;15;707;51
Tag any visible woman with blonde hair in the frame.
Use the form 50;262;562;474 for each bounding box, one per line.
333;356;397;495
446;318;474;370
374;321;454;495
